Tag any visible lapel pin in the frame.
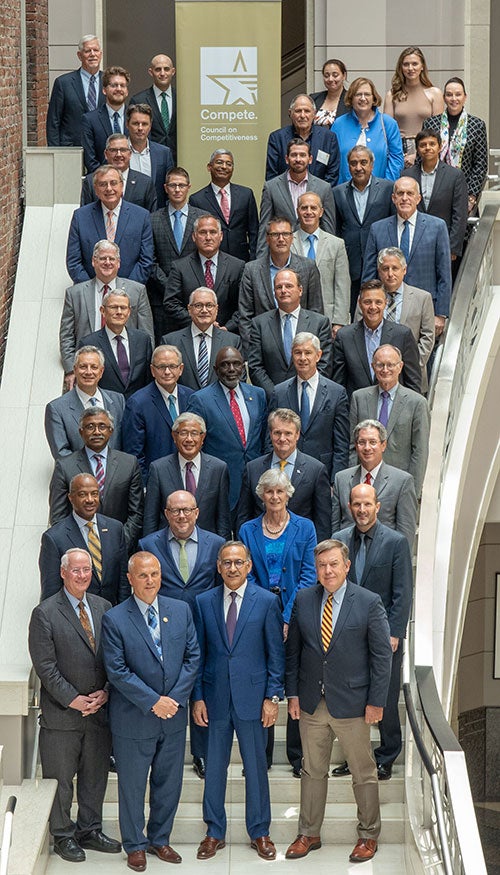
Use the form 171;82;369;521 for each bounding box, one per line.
163;617;168;623
102;528;108;532
249;395;253;400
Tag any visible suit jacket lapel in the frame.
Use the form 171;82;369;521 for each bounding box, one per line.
71;71;88;112
385;388;406;439
101;450;118;501
260;262;276;309
128;598;163;663
211;588;229;648
360;524;384;584
270;310;288;368
230;585;257;649
56;590;95;652
345;184;361;225
353;322;372;384
304;378;326;432
100;329;124;386
329;583;356;649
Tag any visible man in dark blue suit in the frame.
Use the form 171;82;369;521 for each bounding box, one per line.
126;104;174;210
187;347;268;512
332;483;413;780
81;65;130;172
46;35;104;147
189;149;258;261
266;94;339;187
40;474;129;604
122;344;194;481
102;552;200;871
285;539;392;864
66;166;154;285
129;54;177;159
269;331;349;480
80;134;157;212
193;541;284;860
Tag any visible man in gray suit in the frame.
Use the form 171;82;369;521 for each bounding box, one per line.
29;548;121;862
257;138;336;256
349;346;430;497
60;239;154;387
45;346;125;459
292;192;350;334
162;287;241;391
332;419;417;547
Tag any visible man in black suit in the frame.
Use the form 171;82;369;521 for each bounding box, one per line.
269;331;349;480
46;34;104;147
126;104;174;210
189;149;258;261
162;287;241;391
239;216;323;356
143;412;231;537
129;54;177;159
332;280;421;398
80;133;157;212
29;547;122;863
248;268;332;398
49;407;144;551
237;408;331;541
164;214;245;332
333;145;394;318
79;289;153;398
81;65;130;172
40;474;129;604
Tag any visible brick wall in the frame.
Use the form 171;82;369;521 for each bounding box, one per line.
26;0;49;146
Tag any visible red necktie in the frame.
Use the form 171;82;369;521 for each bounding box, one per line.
204;259;214;289
229;389;246;447
364;472;372;485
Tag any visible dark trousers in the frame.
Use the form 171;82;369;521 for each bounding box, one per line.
374;642;403;766
266;714;302;771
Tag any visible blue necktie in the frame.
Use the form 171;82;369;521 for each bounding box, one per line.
87;75;97;111
173;210;183;250
379;390;390;427
226;592;237;646
113;111;121;134
355;533;366;583
301;381;310;430
147;605;162;657
400;220;410;260
283;314;293;365
307;234;316;259
198;334;209;387
168;394;177;421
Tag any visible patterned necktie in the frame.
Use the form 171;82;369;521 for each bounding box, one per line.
204;259;214;289
219;188;230;224
385;294;398;322
112;110;121;134
355;533;366;583
89;397;98;407
79;601;95;651
86;521;102;581
105;211;116;242
87;74;97;111
283;313;293;365
364;471;372;485
226;591;237;646
229;389;246;447
101;283;109;327
321;593;333;651
147;604;162;657
185;461;196;495
198;333;209;386
160;91;170;130
168;394;177;422
307;234;316;259
92;454;105;496
177;539;189;583
400;220;410;260
115;335;130;384
379;390;390;427
279;459;287;472
173;210;183;250
301;380;310;430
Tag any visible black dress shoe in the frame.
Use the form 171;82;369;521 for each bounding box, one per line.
331;761;350;776
78;829;122;853
53;837;86;862
109;754;117;772
193;756;206;779
292;767;302;778
377;762;393;780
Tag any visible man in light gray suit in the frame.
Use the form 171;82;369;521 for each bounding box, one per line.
332;418;417;547
349;345;430;497
45;346;125;459
60;239;154;388
292;192;350;335
257;138;336;256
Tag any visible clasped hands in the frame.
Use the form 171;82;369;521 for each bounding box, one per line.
152;695;179;719
69;690;108;717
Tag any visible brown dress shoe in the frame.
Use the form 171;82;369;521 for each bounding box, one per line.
196;836;226;860
285;834;321;859
147;845;182;863
250;836;276;860
349;838;378;862
127;850;147;872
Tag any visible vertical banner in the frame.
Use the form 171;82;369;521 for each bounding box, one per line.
176;0;282;194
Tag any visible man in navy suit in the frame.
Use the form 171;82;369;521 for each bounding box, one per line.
81;65;130;171
362;177;452;339
66;166;154;285
40;474;129;604
126;104;174;209
143;412;231;538
187;347;267;512
285;539;392;864
332;484;413;781
102;552;200;871
193;541;284;860
265;94;339;187
46;35;104;147
269;331;349;480
189;149;258;261
121;344;194;481
140;489;225;778
129;54;177;159
79;290;153;398
80;134;157;212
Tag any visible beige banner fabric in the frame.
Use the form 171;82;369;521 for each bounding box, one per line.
176;1;281;195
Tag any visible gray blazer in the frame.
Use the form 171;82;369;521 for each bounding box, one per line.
292;228;350;326
257;172;337;256
44;386;125;459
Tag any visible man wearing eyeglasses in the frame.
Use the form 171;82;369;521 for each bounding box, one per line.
161;287;241;391
80;134;158;212
139;490;225;779
121;345;194;482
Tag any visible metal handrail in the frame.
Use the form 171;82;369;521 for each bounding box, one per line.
0;796;17;875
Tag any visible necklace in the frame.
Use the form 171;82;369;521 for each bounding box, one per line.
263;512;289;535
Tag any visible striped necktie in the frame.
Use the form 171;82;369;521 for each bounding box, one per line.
87;75;97;111
147;605;162;657
321;593;333;651
79;601;95;651
92;454;105;496
86;521;102;581
198;333;209;386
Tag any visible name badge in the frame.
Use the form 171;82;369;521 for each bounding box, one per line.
316;149;330;166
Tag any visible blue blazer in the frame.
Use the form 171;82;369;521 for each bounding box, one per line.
81;104;128;172
138;526;225;609
148;140;175;209
122;381;194;481
265;124;340;187
362;212;452;318
238;511;317;623
193;583;284;720
102;595;200;739
46;69;105;147
187;381;267;509
333;109;404;184
66;200;154;285
189;183;259;261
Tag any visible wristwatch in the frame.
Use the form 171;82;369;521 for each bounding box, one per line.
270;695;280;705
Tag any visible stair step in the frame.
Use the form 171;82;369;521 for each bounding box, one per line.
1;779;56;875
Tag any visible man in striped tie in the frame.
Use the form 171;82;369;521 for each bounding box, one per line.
285;539;392;864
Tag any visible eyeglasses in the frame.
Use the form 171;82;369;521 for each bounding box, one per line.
190;302;216;311
220;559;247;569
372;362;400;371
175;430;202;438
68;566;92;575
153;363;181;372
166;507;197;516
166;183;189;190
106;147;129;154
267;231;293;239
356;439;381;448
81;422;111;432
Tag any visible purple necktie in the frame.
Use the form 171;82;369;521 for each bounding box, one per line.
226;591;237;646
115;335;130;384
379;390;390;427
185;461;196;496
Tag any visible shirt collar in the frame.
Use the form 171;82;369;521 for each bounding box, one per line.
134;594;159;618
223;582;247;600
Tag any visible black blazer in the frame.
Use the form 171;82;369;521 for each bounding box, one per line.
129;85;177;160
46;69;105;147
78;327;153;398
164;250;245;332
80;169;157;212
81;104;128;172
333;176;395;281
161;325;242;390
149;205;207;309
189;183;259;261
310;88;349;118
